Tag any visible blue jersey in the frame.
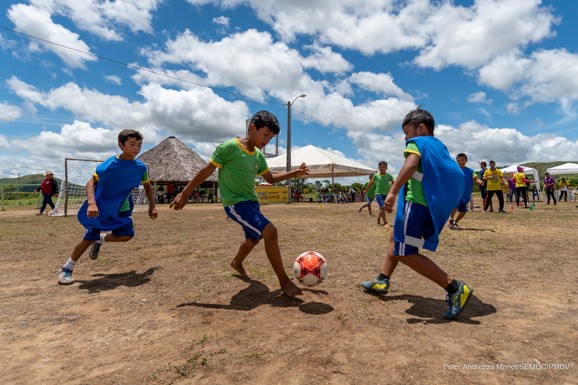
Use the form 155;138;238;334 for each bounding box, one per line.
77;156;148;231
394;136;464;252
459;166;475;204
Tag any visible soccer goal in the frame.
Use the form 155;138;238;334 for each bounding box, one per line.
52;158;148;216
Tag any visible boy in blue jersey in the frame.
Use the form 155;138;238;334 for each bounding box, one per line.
170;110;309;297
448;153;484;229
360;108;473;320
58;130;158;285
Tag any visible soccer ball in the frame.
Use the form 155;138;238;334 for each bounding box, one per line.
293;251;328;286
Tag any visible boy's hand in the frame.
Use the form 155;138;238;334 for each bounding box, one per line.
384;193;396;213
169;193;188;210
149;206;158;219
295;163;310;177
87;202;99;218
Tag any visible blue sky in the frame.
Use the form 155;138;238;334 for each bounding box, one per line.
1;0;578;182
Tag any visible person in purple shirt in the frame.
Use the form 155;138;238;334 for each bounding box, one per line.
544;172;556;205
507;177;516;203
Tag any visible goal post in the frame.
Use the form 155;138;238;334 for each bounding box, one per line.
53;158;102;216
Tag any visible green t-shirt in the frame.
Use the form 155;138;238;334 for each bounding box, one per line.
210;138;268;207
404;141;427;207
364;181;376;199
373;173;394;195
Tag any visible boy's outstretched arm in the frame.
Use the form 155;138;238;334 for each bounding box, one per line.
143;182;158;219
85;176;99;218
383;153;420;213
261;162;310;184
170;163;217;210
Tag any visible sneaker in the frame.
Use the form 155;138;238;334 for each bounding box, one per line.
89;241;102;260
360;276;390;294
452;222;461;229
448;219;455;229
443;281;473;320
58;268;75;285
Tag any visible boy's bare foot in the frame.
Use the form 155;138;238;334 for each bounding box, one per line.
281;280;303;297
230;260;250;279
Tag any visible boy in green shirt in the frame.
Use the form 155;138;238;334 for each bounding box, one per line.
170;110;309;297
364;161;394;226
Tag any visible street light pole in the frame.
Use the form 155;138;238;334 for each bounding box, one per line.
286;94;306;203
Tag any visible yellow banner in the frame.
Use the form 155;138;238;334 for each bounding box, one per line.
256;186;288;204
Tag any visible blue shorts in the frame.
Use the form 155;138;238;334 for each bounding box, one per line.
366;196;374;204
375;194;387;207
225;201;271;241
394;202;435;256
455;201;469;213
83;211;134;241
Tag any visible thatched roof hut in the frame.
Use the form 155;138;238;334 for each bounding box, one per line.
138;136;217;184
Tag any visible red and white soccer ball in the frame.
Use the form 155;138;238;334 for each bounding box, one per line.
293;251;328;286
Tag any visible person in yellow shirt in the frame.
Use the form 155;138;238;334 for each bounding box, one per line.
482;160;507;212
513;166;532;208
558;178;570;202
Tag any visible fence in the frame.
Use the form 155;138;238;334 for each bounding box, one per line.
0;184;44;211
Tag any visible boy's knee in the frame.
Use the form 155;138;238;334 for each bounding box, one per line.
261;223;278;239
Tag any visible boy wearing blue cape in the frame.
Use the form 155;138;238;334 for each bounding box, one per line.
58;130;158;285
360;108;473;320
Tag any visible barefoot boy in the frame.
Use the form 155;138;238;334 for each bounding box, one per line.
58;130;158;285
170;110;309;297
360;108;473;320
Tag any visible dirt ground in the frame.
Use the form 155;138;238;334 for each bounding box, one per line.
0;199;576;385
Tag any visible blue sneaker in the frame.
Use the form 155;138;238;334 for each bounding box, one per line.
443;281;473;320
360;277;390;294
58;268;75;285
89;241;102;260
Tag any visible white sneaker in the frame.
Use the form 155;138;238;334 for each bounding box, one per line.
58;268;75;285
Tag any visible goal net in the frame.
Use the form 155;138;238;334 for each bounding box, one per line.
52;158;148;216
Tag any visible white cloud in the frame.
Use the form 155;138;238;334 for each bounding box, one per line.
213;16;230;27
467;91;492;104
7;4;96;68
301;44;353;74
104;75;122;85
350;72;411;100
0;102;22;122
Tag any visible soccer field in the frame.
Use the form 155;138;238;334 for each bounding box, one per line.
0;201;576;385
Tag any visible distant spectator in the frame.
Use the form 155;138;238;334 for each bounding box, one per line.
507;177;516;203
558;178;569;202
483;161;507;213
35;170;59;216
513;166;532;208
478;161;492;211
544;172;556;205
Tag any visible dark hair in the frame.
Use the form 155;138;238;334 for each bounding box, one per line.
480;161;487;167
378;161;387;166
402;107;435;134
251;110;280;135
118;129;143;144
489;160;496;164
456;153;467;160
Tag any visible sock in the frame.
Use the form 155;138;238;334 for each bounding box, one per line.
445;280;459;294
63;258;76;271
99;233;106;243
378;273;390;281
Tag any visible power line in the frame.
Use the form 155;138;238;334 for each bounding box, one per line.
1;24;334;129
0;25;269;105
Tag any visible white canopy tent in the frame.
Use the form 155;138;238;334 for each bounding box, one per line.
546;163;578;175
266;145;377;182
500;165;541;201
